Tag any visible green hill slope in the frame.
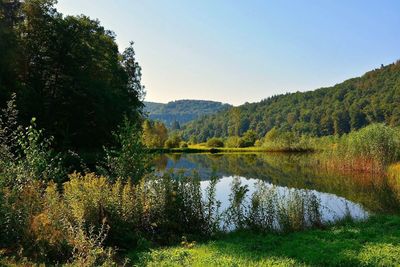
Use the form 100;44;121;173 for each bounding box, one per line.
144;99;231;127
182;61;400;141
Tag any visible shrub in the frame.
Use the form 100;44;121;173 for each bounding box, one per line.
239;130;257;147
264;127;279;142
0;179;44;252
206;138;224;148
254;140;263;147
225;136;240;148
180;141;188;148
102;118;149;183
164;134;182;148
188;136;198;145
0;96;66;184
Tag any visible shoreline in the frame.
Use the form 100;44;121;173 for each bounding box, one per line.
148;147;315;154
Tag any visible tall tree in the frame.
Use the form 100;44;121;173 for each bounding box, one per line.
0;0;20;106
0;0;145;152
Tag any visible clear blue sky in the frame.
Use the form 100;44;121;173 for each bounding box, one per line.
56;0;400;105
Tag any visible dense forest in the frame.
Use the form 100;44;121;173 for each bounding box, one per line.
144;100;231;128
0;0;144;153
181;62;400;141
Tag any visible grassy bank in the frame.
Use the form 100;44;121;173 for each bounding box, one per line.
130;215;400;266
149;145;313;154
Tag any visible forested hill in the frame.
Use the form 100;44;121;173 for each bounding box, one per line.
144;100;231;128
181;61;400;141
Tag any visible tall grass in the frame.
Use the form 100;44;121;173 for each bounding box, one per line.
322;124;400;172
224;178;323;232
0;170;331;265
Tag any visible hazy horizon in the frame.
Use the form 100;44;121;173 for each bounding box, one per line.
57;0;400;105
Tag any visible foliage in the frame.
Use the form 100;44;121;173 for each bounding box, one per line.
165;134;182;148
224;136;241;148
238;130;257;147
142;120;168;148
223;178;322;232
101;118;148;183
0;0;144;152
261;131;314;152
0;96;66;184
181;61;400;141
323;124;400;172
180;141;188;148
206;137;224;148
144;100;231;127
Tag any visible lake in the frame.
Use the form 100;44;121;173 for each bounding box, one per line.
152;153;400;225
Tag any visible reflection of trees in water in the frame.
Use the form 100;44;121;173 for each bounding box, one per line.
151;154;168;170
153;153;400;214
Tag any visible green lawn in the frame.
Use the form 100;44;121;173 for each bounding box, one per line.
129;215;400;266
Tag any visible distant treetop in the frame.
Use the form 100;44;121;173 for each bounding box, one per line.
144;99;231;127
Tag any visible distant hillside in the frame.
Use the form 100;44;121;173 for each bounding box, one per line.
181;61;400;141
144;100;231;127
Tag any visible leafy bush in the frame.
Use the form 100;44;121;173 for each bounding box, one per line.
239;130;257;147
164;134;182;148
180;141;188;148
142;120;168;148
102;118;148;183
206;137;224;148
254;139;263;147
0;98;67;185
225;136;240;148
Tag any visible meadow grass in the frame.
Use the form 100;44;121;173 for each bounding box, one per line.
130;215;400;267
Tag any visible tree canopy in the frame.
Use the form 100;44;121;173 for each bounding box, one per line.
0;0;144;152
144;100;231;127
181;62;400;141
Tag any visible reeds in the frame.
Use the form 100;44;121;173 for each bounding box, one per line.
321;124;400;173
223;178;323;232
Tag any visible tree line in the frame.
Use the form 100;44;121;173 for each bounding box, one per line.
0;0;144;153
144;99;231;128
180;62;400;142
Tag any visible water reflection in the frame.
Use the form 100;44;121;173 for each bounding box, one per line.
203;176;367;227
153;153;400;214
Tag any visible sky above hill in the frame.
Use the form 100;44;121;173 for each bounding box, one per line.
57;0;400;106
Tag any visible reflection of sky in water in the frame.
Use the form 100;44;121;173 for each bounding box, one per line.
201;176;368;223
156;154;370;223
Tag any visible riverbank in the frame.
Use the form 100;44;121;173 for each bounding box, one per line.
149;145;314;154
129;215;400;266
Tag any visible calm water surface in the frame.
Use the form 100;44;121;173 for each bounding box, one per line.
153;153;400;222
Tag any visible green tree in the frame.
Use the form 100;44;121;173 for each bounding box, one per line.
206;137;224;148
142;120;168;148
333;110;350;135
264;127;279;143
349;104;366;131
164;134;181;148
1;0;144;152
225;136;240;148
0;0;20;107
239;130;257;147
171;120;181;130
